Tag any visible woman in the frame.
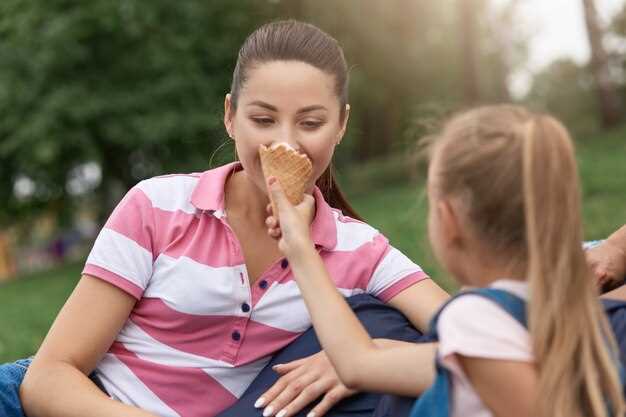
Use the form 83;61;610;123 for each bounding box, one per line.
6;20;449;417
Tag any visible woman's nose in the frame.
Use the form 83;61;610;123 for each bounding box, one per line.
277;126;301;151
284;139;302;152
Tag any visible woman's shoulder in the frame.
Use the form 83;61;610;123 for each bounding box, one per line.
330;209;389;248
127;172;204;213
132;172;203;193
138;172;203;188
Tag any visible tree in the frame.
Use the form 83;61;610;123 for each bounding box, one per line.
273;0;522;161
581;0;623;127
609;2;626;103
0;0;270;226
526;58;600;135
459;0;481;104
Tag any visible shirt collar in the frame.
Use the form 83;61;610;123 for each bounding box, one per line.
190;162;338;251
310;187;338;251
190;162;241;212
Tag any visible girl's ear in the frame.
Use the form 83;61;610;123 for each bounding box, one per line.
438;198;464;248
224;93;234;139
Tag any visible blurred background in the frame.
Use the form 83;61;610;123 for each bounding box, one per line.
1;0;625;361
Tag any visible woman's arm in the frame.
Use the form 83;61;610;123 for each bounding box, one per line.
386;279;449;332
21;275;158;417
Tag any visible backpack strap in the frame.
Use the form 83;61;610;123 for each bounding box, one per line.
426;287;528;341
410;287;528;417
423;287;625;417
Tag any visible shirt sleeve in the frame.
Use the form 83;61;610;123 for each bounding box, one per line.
436;295;533;376
365;234;429;302
82;182;157;299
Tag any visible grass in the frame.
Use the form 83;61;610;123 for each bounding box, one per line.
347;128;626;293
0;262;81;362
1;128;625;362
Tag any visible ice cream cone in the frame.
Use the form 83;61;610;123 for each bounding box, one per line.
259;143;313;217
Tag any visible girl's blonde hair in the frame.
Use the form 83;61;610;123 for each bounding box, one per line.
430;105;623;417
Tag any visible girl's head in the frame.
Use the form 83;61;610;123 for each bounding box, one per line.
426;106;534;281
224;20;359;218
426;104;623;417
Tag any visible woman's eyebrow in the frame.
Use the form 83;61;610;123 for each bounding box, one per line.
247;101;278;111
246;101;328;114
296;105;328;114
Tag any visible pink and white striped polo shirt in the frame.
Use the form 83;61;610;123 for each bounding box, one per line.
83;162;428;417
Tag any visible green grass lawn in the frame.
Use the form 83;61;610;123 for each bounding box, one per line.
0;262;81;362
1;129;625;363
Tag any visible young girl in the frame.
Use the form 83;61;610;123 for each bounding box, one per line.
7;20;449;417
265;105;625;417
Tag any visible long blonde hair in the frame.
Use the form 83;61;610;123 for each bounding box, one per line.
430;105;623;417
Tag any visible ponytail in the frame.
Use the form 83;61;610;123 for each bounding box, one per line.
523;116;623;417
316;164;363;221
432;105;624;417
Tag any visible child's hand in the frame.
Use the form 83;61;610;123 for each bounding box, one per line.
265;177;316;259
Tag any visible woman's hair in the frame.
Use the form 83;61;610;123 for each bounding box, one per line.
429;105;623;417
229;20;361;220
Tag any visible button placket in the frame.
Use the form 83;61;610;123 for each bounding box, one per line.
223;267;252;361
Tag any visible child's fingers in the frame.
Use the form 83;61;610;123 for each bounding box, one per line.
267;177;292;212
267;227;282;239
266;216;278;229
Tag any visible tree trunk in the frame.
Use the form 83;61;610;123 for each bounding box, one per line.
460;0;481;104
582;0;623;128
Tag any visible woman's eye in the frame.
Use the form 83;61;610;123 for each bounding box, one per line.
301;120;323;129
252;118;274;126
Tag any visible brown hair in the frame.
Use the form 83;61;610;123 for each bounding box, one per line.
430;105;623;417
230;20;361;220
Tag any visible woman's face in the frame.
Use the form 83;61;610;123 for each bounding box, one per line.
224;60;349;195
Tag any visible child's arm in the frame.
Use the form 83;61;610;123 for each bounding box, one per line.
289;246;436;394
457;356;536;417
21;275;159;417
265;178;436;395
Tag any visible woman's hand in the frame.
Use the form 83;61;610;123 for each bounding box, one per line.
586;239;626;292
265;177;316;259
254;351;357;417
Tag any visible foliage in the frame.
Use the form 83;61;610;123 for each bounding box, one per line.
525;58;601;136
0;0;271;225
0;1;529;228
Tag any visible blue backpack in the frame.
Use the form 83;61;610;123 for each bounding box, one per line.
409;288;624;417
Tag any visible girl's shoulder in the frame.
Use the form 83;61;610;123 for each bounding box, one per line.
435;286;532;361
438;283;528;331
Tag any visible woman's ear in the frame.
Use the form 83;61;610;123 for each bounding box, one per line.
224;93;234;139
337;104;350;145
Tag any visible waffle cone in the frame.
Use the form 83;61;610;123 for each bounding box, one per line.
259;144;313;217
